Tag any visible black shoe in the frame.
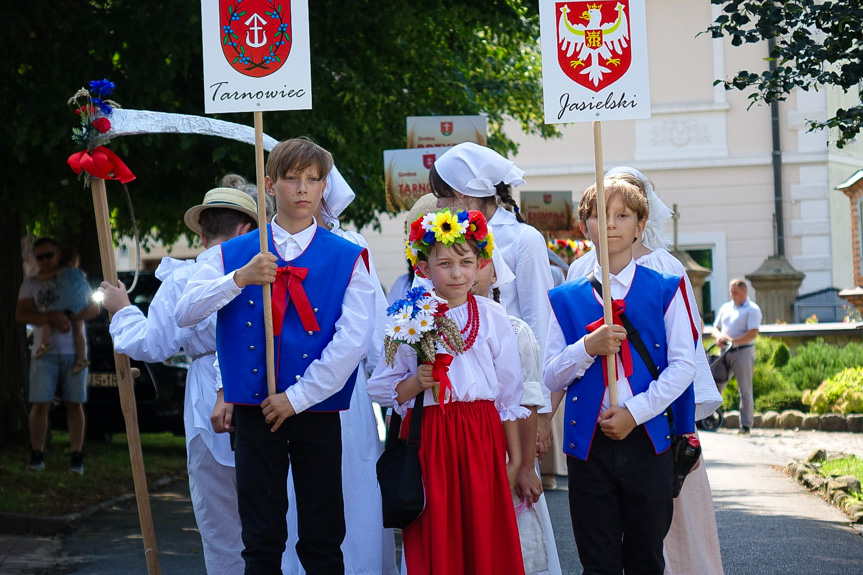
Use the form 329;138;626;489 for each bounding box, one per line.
738;426;751;435
28;450;45;471
69;451;84;474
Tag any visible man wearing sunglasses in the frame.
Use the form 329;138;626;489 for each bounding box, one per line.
17;238;99;473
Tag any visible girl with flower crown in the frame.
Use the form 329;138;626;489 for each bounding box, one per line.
368;207;530;575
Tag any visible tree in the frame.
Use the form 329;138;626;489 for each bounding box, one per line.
707;0;863;148
1;1;553;444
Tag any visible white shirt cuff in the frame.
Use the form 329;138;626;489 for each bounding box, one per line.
623;392;653;426
285;385;311;415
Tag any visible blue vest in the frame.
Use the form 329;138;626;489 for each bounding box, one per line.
217;224;365;409
548;265;695;460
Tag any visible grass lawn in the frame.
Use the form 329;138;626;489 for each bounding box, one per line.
0;432;187;516
820;455;863;503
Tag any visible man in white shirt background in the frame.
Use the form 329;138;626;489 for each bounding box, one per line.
711;278;762;435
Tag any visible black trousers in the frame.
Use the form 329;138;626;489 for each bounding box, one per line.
567;425;674;575
234;405;345;575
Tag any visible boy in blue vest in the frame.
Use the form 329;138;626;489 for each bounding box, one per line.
176;138;376;575
542;178;697;575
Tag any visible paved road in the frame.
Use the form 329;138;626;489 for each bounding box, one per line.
3;429;863;574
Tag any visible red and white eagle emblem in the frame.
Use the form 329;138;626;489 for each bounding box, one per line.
556;1;631;92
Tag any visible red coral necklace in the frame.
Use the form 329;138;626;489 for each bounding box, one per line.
455;293;480;351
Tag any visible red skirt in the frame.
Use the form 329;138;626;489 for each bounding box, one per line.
402;400;526;575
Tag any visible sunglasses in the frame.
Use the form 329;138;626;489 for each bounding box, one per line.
35;252;56;261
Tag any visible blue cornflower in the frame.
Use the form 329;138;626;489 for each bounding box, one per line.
387;299;409;316
457;210;469;223
91;97;113;115
423;230;436;244
406;287;426;303
89;79;115;97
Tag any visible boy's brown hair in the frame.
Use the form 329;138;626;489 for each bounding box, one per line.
578;176;649;223
266;137;334;182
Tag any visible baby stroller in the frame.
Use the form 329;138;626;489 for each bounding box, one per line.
697;343;729;431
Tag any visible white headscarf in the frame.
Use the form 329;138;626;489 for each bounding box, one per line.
435;142;525;198
321;164;356;228
605;166;672;251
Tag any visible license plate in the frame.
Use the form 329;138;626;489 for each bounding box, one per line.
89;373;118;387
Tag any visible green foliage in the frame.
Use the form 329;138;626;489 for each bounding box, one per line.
721;379;739;411
707;0;863;148
802;367;863;414
755;388;805;413
780;339;863;391
771;342;791;368
820;456;863;488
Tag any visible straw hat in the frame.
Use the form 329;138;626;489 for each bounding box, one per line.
183;187;259;235
404;193;440;238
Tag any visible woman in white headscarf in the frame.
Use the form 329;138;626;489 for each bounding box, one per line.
567;167;724;575
282;165;399;575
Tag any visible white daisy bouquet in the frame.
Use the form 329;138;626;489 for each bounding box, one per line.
384;287;464;403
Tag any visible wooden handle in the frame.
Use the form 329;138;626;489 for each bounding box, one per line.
91;178;162;575
593;121;618;407
254;111;277;397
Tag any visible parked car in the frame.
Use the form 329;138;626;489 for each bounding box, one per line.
51;271;188;439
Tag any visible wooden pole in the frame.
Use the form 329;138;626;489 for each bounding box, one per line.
253;111;277;396
592;121;618;407
91;178;161;575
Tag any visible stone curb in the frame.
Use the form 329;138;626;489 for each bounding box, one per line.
722;410;863;432
785;451;863;527
0;476;179;536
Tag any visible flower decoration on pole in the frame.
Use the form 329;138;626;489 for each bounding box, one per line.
67;79;136;185
384;287;465;406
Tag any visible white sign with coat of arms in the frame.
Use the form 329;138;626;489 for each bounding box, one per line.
383;147;454;212
539;0;650;124
201;0;312;114
406;116;488;148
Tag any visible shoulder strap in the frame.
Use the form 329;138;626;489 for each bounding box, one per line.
586;272;676;435
385;390;425;449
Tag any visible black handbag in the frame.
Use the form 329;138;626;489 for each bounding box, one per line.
586;273;702;498
376;392;426;528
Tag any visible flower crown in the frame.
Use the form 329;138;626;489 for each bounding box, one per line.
405;208;494;266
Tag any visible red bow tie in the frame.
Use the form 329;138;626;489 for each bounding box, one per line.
585;299;633;388
272;266;320;335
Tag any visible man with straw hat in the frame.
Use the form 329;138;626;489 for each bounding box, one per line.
100;181;261;575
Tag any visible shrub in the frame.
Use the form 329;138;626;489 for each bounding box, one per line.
755;388;805;412
771;343;791;368
721;379;738;412
802;367;863;414
781;339;863;391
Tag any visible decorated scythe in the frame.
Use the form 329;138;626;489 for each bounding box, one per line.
67;88;285;574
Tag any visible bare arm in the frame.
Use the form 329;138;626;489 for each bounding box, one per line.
503;418;522;492
16;298;68;330
729;327;758;346
516;407;543;504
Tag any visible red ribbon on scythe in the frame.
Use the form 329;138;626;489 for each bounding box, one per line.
67;146;136;184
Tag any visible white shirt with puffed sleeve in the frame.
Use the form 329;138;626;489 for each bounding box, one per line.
368;295;530;422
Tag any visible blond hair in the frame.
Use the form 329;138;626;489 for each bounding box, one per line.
578;177;649;223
